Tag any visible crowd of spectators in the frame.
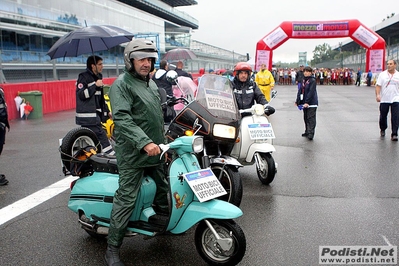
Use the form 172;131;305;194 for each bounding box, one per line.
271;67;366;86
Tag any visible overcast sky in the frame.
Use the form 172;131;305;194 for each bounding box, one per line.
178;0;397;63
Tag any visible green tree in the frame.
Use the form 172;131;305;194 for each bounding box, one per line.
311;43;338;65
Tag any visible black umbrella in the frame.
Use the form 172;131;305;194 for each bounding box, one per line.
46;25;134;59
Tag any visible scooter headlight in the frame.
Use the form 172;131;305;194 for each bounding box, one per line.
192;136;204;153
213;124;236;139
253;104;265;116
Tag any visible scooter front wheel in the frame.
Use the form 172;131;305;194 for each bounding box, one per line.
195;219;246;266
256;152;276;185
211;165;242;207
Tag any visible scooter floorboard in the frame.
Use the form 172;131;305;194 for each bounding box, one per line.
91;214;168;233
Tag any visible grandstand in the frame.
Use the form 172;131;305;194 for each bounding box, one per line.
0;0;246;83
316;14;399;70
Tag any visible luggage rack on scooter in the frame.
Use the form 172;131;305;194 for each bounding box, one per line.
90;154;119;174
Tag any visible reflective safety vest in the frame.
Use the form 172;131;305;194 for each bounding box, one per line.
75;70;109;125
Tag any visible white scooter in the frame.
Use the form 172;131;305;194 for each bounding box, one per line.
230;91;277;185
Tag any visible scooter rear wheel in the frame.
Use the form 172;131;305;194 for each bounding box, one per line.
211;165;242;207
256;153;276;185
60;127;101;173
195;219;246;266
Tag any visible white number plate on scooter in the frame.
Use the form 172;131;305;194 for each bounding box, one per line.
183;169;227;202
248;123;275;139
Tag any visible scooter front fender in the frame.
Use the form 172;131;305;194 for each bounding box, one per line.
246;143;275;162
169;200;243;234
210;156;243;168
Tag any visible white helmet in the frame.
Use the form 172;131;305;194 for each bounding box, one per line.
124;39;158;72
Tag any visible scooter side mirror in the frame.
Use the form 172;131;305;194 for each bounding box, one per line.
166;70;185;96
192;118;203;135
166;70;178;84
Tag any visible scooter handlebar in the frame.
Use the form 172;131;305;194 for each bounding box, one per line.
238;90;277;114
159;143;170;160
159;143;169;151
239;108;252;114
161;96;189;108
239;104;264;115
239;104;275;116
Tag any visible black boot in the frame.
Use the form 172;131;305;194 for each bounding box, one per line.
0;174;9;186
104;245;125;266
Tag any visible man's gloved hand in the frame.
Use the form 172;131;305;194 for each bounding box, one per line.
167;96;177;107
264;106;275;116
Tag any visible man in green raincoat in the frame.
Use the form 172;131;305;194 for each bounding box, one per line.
105;39;169;266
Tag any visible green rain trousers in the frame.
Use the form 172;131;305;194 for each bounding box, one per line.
107;165;168;246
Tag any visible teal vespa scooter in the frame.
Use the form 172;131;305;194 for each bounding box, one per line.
60;127;246;266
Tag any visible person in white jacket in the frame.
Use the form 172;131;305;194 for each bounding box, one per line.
375;59;399;140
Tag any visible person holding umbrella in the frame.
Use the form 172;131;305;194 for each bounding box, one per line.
105;39;168;266
76;55;115;155
175;60;193;79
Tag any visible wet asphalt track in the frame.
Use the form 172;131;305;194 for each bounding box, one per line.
1;83;399;266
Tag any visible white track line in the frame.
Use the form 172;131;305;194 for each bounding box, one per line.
0;175;77;226
381;234;393;246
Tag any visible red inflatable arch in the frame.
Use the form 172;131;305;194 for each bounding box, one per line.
255;19;386;73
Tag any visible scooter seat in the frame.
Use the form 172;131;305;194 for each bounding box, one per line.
90;153;118;174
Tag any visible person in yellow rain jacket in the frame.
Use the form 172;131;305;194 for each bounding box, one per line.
255;63;275;101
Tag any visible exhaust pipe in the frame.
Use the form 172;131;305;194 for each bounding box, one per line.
78;217;95;230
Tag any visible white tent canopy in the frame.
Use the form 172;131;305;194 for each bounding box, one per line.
246;57;255;68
